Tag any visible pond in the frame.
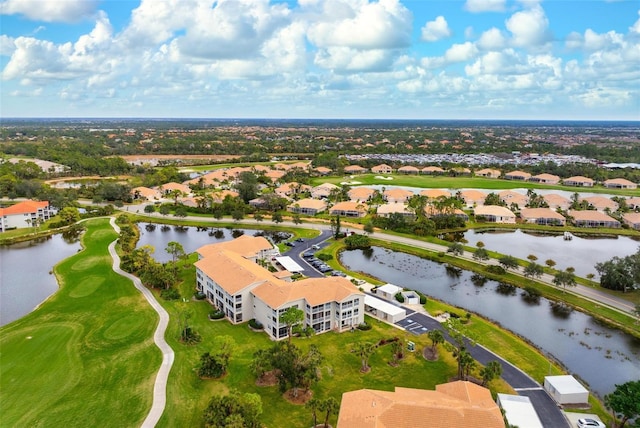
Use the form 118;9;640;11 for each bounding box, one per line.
0;234;82;326
340;246;640;397
135;224;290;263
458;229;640;278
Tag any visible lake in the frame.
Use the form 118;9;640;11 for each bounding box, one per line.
0;234;81;326
341;246;640;397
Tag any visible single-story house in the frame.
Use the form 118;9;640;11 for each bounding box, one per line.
375;283;403;301
347;187;375;202
421;166;445;175
287;198;327;215
209;189;240;204
424;206;469;221
568;210;620;228
132;186;162;201
520;208;566;226
314;166;332;175
363;295;406;324
504;170;532;181
543;194;571;210
449;167;471;176
529;173;560;185
344;165;368;174
603;178;637;189
264;170;287;182
0;200;55;232
459;189;487;208
397;165;420;175
475;168;501;178
563;176;594;187
329;201;368;217
159;182;191;197
581;196;618;212
377;202;414;218
420;189;451;199
497;394;544;428
337;381;505;428
275;182;311;198
475;205;516;223
311;182;339;199
371;164;394;174
626;197;640;210
384;188;414;203
543;375;589;405
499;190;528;208
623;212;640;230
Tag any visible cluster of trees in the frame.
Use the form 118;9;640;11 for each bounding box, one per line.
198;336;234;379
596;249;640;292
203;390;262;428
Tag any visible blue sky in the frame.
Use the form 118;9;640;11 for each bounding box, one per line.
1;0;638;120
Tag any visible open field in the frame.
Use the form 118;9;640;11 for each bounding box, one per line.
0;218;161;427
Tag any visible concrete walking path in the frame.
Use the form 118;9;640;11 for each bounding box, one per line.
108;218;174;428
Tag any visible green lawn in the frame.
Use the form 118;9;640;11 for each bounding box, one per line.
0;218;161;427
311;173;640;196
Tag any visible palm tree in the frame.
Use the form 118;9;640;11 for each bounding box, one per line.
351;342;377;372
319;397;339;428
427;329;444;351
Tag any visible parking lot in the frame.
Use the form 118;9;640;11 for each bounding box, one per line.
396;312;434;336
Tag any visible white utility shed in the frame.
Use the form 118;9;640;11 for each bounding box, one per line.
376;283;403;302
274;256;304;273
497;394;544;428
364;295;406;323
544;375;589;405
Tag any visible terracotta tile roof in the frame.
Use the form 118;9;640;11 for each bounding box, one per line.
505;170;531;179
520;208;565;220
252;276;362;308
383;188;414;200
569;210;619;222
348;187;375;200
337;381;504;428
159;182;191;193
459;189;487;202
330;201;368;213
288;198;327;210
604;178;636;187
564;175;593;184
543;193;570;207
475;205;515;217
531;173;560;182
420;189;451;198
197;235;273;259
422;166;445;173
0;200;49;216
582;196;618;211
195;249;270;294
397;165;419;172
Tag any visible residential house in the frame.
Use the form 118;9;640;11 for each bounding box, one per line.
475;168;501;178
132;186;162;201
568;210;620;228
626;197;640;210
474;205;516;223
377;203;414;218
604;178;637;189
459;189;487;208
287;198;327;215
0;200;55;232
348;187;375;202
420;189;451;199
421;166;445;175
581;196;618;212
504;170;532;181
195;236;364;340
529;173;560;185
336;381;505;428
424;206;469;221
275;182;311;198
371;164;394;174
264;170;287;182
498;190;528;208
313;166;333;176
520;208;566;226
623;212;640;230
209;189;240;204
311;182;339;199
159;182;191;197
383;188;414;203
543;194;571;211
330;201;368;217
343;165;368;174
397;165;420;175
449;166;471;176
563;176;594;187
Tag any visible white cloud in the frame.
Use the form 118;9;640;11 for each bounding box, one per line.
464;0;506;13
477;28;506;50
0;34;15;56
631;11;640;34
444;42;478;63
0;0;98;23
315;46;396;72
505;5;552;49
421;16;451;42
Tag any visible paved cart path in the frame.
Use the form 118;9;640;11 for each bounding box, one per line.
109;217;174;427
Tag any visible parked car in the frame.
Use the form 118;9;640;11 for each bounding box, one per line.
577;418;605;428
296;238;305;242
285;241;296;247
312;244;320;249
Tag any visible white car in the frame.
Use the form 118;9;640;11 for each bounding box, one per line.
577;418;605;428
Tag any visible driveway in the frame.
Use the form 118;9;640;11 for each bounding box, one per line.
282;229;333;278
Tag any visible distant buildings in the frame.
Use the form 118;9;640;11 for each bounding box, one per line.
0;200;55;232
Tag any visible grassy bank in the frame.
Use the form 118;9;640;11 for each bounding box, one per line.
0;218;161;427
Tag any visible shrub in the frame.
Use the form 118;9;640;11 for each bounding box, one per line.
248;319;264;330
161;288;181;300
317;253;333;261
395;292;405;303
485;265;506;275
194;291;206;300
419;293;427;304
209;310;225;320
437;252;445;257
357;322;372;331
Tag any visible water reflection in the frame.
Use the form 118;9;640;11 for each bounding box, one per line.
340;246;640;397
